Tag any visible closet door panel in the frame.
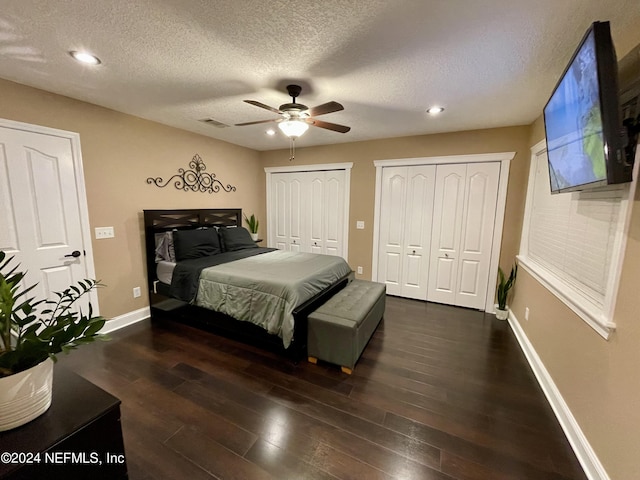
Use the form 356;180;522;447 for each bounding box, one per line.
324;170;344;256
308;173;324;253
427;164;466;305
272;176;289;250
455;162;500;309
377;167;407;296
288;177;304;251
401;165;435;299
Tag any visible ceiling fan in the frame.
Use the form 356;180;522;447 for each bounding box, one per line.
235;84;351;138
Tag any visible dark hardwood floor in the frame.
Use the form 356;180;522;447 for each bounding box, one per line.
59;295;587;480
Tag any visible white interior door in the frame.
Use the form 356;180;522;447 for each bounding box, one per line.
400;166;436;299
427;162;500;309
428;164;466;305
377;167;407;296
0;123;96;309
271;173;305;252
455;162;500;309
308;172;324;254
269;169;347;258
324;170;345;257
377;166;435;299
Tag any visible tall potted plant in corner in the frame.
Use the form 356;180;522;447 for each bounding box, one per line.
244;213;260;241
496;263;517;320
0;251;106;431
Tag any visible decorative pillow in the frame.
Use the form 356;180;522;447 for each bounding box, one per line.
173;228;222;261
154;231;176;263
219;226;258;252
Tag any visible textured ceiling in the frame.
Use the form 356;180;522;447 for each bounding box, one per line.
1;0;639;151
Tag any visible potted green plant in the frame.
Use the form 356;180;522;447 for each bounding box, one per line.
243;213;260;241
0;251;106;431
496;263;517;320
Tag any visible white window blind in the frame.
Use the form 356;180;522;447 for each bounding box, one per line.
519;141;636;338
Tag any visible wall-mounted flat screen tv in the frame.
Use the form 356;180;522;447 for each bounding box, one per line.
543;21;632;193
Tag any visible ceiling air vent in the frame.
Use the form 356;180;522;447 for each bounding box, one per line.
199;118;230;128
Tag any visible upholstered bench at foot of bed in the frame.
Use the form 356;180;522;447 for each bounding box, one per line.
307;279;386;374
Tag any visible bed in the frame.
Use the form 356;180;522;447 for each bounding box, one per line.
143;209;352;359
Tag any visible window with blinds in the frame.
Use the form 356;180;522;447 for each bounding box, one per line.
519;142;635;338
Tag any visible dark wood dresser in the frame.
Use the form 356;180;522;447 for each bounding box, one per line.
0;366;127;479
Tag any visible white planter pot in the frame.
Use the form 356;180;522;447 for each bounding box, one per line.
495;306;509;321
250;233;259;241
0;358;53;431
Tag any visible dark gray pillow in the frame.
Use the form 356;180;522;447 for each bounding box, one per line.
219;227;258;252
173;228;221;261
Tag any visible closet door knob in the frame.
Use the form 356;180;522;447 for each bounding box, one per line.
445;253;449;258
412;250;416;255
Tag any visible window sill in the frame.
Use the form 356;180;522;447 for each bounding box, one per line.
516;255;615;340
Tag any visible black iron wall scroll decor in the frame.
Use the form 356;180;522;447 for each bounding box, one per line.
146;154;237;194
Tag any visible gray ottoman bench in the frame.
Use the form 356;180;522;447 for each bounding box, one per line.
307;279;386;374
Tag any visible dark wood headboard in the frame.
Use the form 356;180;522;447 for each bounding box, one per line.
143;208;242;291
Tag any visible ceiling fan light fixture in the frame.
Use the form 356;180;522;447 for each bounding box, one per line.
426;106;444;115
278;119;309;138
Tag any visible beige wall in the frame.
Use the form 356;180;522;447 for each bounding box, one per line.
0;78;265;319
511;119;640;479
260;126;531;279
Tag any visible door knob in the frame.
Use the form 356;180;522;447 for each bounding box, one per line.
65;250;81;258
412;250;416;255
445;253;449;258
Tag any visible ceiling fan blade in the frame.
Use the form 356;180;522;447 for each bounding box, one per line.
244;100;282;114
308;101;344;117
235;118;279;126
306;118;351;133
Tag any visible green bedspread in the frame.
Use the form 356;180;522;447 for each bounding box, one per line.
195;250;352;348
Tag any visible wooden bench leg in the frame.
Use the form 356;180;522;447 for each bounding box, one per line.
308;356;318;364
341;366;353;375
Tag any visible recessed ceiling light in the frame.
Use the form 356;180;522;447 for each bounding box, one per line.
265;129;276;136
69;51;101;65
426;106;444;115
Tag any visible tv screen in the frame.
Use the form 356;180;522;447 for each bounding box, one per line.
544;21;631;193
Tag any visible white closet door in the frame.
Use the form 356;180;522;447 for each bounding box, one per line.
272;175;289;250
378;167;407;296
427;164;467;305
455;162;500;309
308;172;324;254
427;162;500;308
288;175;304;252
324;169;345;257
271;173;305;251
400;166;436;299
269;169;346;257
377;166;435;299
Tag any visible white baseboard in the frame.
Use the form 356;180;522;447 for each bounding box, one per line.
102;307;150;334
508;311;610;480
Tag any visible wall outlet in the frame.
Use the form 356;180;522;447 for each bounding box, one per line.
356;221;365;229
357;266;363;275
95;226;114;239
525;307;530;321
133;286;141;298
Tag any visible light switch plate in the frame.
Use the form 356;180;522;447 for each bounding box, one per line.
95;227;114;239
356;221;365;229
